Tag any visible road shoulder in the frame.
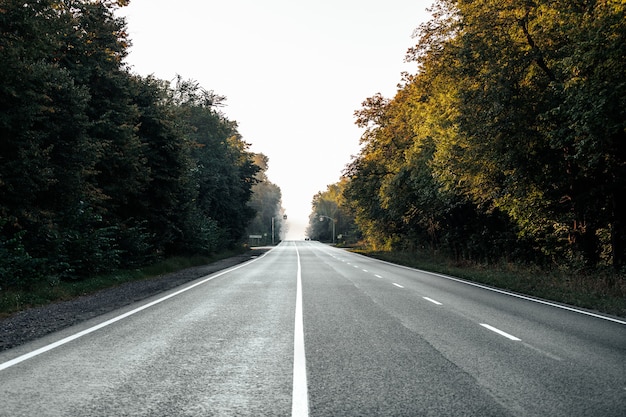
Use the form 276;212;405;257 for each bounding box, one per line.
0;248;271;352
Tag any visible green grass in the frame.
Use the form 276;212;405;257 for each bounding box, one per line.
354;249;626;318
0;249;245;319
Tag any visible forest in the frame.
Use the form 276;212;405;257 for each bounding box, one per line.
0;0;283;291
310;0;625;276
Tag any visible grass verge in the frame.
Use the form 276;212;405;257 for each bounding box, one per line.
354;249;626;318
0;249;245;319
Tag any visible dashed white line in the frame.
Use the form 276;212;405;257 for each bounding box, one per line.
362;269;368;273
375;274;383;279
423;297;442;306
368;256;626;325
480;323;521;341
392;283;404;288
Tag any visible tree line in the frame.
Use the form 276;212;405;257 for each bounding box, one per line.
246;153;285;245
312;0;625;272
306;179;360;245
0;0;281;290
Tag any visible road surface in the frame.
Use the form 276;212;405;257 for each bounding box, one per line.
1;241;625;416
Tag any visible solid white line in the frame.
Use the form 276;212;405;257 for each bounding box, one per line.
423;297;443;306
0;250;271;372
361;255;626;325
292;244;309;417
480;323;521;341
392;283;404;288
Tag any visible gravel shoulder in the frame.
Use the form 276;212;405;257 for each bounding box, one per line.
0;247;271;352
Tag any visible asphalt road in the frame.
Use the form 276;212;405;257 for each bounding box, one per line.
1;241;625;416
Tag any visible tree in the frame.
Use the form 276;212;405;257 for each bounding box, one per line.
0;0;108;279
59;0;149;222
407;0;626;268
343;91;412;249
246;154;284;244
544;0;626;269
127;75;196;258
174;77;259;248
308;180;359;245
0;1;265;288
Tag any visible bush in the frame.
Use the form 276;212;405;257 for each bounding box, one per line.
0;226;47;290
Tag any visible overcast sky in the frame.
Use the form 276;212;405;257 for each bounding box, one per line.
117;0;432;239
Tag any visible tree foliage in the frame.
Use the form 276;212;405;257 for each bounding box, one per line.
0;0;270;289
246;153;285;244
341;0;626;271
307;179;360;244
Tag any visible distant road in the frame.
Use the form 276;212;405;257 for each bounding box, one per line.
1;241;625;416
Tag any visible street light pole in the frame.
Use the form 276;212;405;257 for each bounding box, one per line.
318;214;336;244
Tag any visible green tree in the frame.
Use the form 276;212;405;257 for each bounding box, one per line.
0;0;108;279
174;77;259;248
58;0;148;224
308;180;359;244
544;0;626;269
128;75;196;258
0;1;264;288
246;154;284;244
408;0;626;268
343;93;406;249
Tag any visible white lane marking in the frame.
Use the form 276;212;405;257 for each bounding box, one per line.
364;256;626;325
480;323;521;341
0;249;273;372
362;269;368;273
292;244;309;417
423;297;443;306
375;274;383;279
392;283;404;288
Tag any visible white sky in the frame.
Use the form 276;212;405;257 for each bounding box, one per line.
116;0;432;240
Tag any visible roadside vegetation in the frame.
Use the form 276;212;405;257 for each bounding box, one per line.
308;1;625;317
0;1;284;303
0;249;246;319
355;249;626;318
